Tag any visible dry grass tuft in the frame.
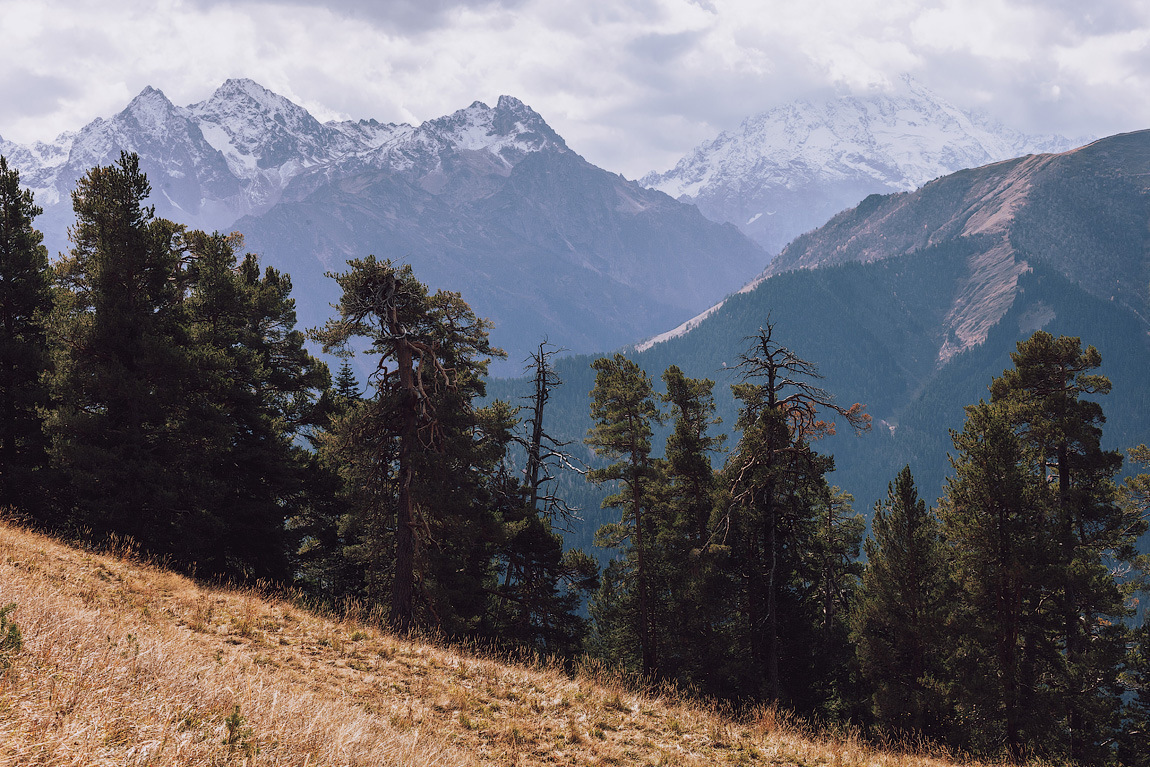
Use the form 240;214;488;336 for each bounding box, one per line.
0;520;1009;766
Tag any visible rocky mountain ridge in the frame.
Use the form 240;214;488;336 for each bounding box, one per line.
761;131;1150;363
0;79;570;257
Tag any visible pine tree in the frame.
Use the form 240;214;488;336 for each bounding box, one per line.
181;230;328;580
990;331;1138;763
719;322;869;703
0;156;53;515
808;484;864;717
1123;618;1150;767
655;365;728;692
486;452;597;656
334;361;361;402
1118;444;1150;766
852;466;949;738
48;152;191;551
312;256;503;632
586;353;663;674
485;344;596;656
939;400;1055;762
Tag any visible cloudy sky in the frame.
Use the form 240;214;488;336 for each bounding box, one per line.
2;0;1149;178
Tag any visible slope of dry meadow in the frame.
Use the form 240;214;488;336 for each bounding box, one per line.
0;520;987;766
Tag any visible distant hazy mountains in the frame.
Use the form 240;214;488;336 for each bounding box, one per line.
642;76;1087;255
0;79;764;374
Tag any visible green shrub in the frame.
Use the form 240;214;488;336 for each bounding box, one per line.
0;603;21;668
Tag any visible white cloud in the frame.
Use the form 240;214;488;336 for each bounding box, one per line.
2;0;1150;177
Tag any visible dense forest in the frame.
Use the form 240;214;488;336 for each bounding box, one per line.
4;152;1150;765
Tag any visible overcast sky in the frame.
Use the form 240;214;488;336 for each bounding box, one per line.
2;0;1150;179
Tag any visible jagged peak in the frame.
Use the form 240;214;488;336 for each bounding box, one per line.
212;77;278;101
416;94;565;156
124;85;178;112
192;78;316;125
495;95;527;111
113;86;186;135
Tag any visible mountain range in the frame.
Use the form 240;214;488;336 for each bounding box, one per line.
0;79;765;375
642;76;1087;255
496;130;1150;552
3;76;1147;552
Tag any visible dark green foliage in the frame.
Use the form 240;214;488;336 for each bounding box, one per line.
586;354;663;674
485;345;597;656
48;154;327;580
809;485;865;718
1123;603;1150;767
852;466;949;738
334;361;361;401
939;400;1054;762
180;231;329;580
1121;444;1150;766
312;256;505;633
717;323;868;706
989;332;1138;764
0;602;21;669
0;157;53;515
930;335;1144;765
222;704;256;756
49;152;192;550
652;365;729;693
485;459;597;656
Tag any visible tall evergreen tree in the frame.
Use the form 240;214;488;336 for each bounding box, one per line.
485;344;597;656
654;365;729;692
49;156;326;578
312;256;503;632
1124;618;1150;767
182;230;328;580
939;400;1056;763
586;353;663;674
852;466;950;738
719;322;869;703
0;156;53;515
808;484;864;716
48;152;190;550
990;331;1138;763
333;361;361;402
1119;445;1150;767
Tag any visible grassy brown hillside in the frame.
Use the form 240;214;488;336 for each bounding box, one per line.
1;520;990;767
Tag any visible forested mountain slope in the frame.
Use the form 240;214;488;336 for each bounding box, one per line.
497;132;1150;549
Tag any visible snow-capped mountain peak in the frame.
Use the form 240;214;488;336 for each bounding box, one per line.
0;80;575;255
188;78;336;175
642;76;1090;254
418;95;567;162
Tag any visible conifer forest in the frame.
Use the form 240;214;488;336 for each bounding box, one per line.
4;152;1150;765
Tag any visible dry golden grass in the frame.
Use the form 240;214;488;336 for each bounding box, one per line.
0;520;1005;766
